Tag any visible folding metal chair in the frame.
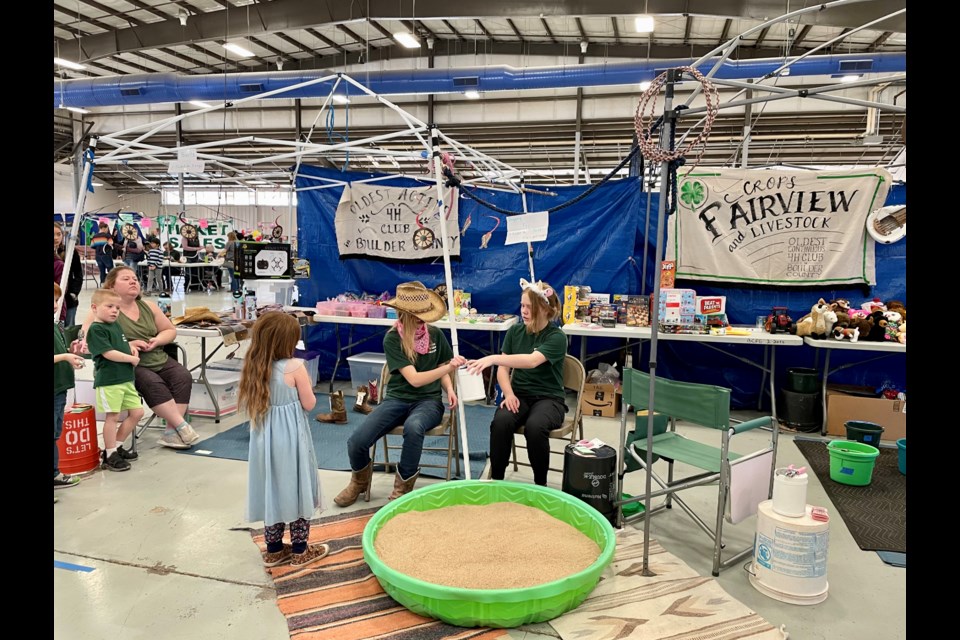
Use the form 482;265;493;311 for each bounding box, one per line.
510;354;587;475
373;363;461;481
621;367;779;576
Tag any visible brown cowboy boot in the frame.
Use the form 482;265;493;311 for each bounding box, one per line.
388;469;420;500
315;390;348;424
353;386;373;415
333;461;373;507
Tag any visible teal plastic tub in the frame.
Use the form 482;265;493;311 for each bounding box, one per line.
897;438;906;475
828;440;880;486
362;480;616;628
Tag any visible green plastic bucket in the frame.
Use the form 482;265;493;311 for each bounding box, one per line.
362;480;616;628
827;440;880;486
897;438;906;475
844;420;885;446
786;367;820;394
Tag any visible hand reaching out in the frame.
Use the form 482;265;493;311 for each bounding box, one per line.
448;355;467;372
465;356;494;375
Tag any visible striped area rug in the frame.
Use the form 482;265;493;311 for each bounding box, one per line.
250;508;508;640
550;526;788;640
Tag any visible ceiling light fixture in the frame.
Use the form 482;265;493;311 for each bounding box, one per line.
464;90;480;99
65;106;90;114
189;100;212;108
839;74;862;83
638;81;652;91
332;94;350;104
54;57;86;71
393;31;421;48
634;15;655;33
91;182;104;187
136;180;159;185
222;42;255;58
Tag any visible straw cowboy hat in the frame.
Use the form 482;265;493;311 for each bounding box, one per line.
382;281;447;323
173;306;223;326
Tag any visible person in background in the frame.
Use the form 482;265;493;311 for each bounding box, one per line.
466;279;567;487
86;288;144;472
79;266;201;451
219;231;240;293
90;222;115;285
180;230;202;291
145;239;164;294
54;222;84;327
331;282;465;506
240;312;329;568
122;232;145;282
162;241;181;293
54;282;85;498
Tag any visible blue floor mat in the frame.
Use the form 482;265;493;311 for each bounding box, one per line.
179;394;494;480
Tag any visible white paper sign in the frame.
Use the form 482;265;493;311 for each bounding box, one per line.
178;148;198;162
168;159;205;174
505;211;549;245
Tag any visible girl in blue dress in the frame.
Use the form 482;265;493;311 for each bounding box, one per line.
240;312;328;568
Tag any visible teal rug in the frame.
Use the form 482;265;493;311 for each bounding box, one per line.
180;393;494;480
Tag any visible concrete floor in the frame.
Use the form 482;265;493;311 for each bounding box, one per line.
55;286;906;639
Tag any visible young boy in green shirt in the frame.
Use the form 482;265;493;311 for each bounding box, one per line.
86;288;144;472
54;283;86;497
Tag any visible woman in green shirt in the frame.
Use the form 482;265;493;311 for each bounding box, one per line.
79;266;201;450
333;282;465;507
466;279;567;486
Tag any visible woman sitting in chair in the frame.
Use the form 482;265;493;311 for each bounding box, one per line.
78;265;201;450
466;279;567;486
332;282;465;507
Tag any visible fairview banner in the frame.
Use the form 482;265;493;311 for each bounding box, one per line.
666;168;893;286
334;183;460;260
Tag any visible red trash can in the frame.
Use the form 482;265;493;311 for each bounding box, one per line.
57;404;101;474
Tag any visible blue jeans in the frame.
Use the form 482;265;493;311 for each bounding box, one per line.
96;254;114;284
64;305;77;328
54;391;68;478
227;267;240;293
346;397;444;479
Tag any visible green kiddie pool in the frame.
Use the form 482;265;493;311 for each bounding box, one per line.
362;480;617;628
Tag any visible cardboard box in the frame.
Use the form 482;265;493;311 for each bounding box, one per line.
660;261;676;289
581;383;621;418
826;387;906;441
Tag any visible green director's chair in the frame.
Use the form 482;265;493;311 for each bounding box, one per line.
620;367;779;576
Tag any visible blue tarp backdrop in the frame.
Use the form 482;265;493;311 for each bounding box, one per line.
296;165;905;408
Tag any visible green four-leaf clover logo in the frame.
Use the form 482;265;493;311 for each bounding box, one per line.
679;179;707;210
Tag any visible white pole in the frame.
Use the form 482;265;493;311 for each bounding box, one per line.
57;142;95;321
519;176;535;281
430;127;471;479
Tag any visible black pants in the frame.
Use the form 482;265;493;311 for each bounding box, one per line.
489;395;566;486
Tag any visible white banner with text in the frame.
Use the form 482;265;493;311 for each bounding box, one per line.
666;168;893;286
334;183;460;260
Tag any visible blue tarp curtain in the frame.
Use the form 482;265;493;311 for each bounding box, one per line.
296;165;905;408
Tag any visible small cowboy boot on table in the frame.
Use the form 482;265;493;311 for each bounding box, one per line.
354;385;373;415
315;389;348;424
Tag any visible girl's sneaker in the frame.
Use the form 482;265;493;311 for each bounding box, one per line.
54;473;81;489
262;544;293;567
290;544;330;568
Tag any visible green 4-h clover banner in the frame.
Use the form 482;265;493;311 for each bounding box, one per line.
334;183;460;260
666;167;893;286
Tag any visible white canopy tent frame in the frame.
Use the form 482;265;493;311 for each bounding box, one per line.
620;0;907;576
61;73;536;481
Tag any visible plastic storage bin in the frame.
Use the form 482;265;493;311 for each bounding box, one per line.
188;369;241;418
347;352;387;391
293;348;322;386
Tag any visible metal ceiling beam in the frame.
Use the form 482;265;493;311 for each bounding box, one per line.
123;0;172;21
414;20;438;40
111;54;167;73
55;0;907;62
442;20;466;41
719;18;732;44
369;20;395;41
753;26;770;48
160;47;219;72
274;31;311;53
794;24;812;48
124;50;192;72
683;15;693;45
871;30;894;48
306;27;350;55
336;24;373;48
575;17;587;42
507;19;524;41
610;17;620;45
473;19;496;41
247;35;286;58
541;17;558;44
